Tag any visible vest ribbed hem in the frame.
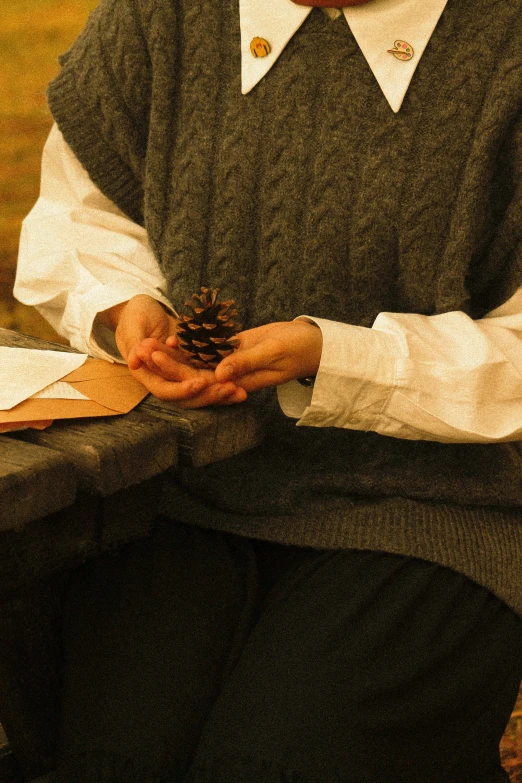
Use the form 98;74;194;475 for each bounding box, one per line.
160;483;522;618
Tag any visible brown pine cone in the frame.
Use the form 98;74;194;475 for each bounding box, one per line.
176;287;241;369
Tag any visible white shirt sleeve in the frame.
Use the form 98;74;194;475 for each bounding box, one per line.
14;124;175;363
278;299;522;443
15;125;522;444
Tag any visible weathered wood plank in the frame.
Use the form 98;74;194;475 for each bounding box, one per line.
12;412;179;496
140;396;264;467
0;439;77;531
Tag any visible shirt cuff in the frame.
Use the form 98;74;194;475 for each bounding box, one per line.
277;315;397;429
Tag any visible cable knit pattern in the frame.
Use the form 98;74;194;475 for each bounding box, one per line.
47;0;522;616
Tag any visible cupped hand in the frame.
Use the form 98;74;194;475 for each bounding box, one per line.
99;295;247;406
129;336;247;407
163;319;322;394
102;299;321;407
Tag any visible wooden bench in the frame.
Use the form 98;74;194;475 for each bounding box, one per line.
0;328;263;781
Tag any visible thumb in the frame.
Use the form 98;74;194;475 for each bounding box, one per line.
215;340;281;387
115;305;159;360
115;324;142;363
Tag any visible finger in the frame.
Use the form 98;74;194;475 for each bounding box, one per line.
150;349;206;382
131;342;184;377
127;346;144;371
116;320;156;360
129;348;162;375
215;352;285;390
175;383;247;409
221;387;248;405
212;384;248;404
134;338;172;363
215;340;284;384
227;369;285;393
129;365;209;400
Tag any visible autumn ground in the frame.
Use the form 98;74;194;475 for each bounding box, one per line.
1;1;522;778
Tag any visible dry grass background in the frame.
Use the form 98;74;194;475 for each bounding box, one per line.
0;0;97;341
1;1;522;778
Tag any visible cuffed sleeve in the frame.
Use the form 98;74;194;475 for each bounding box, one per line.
278;301;522;443
14;125;173;362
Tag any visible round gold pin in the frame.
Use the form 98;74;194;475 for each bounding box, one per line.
387;40;414;61
250;37;271;59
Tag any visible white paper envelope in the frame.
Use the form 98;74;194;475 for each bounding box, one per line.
0;347;88;409
0;355;148;424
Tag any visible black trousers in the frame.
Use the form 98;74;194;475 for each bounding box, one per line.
44;518;522;783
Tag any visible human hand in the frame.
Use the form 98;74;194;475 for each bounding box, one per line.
129;335;248;406
98;294;177;363
99;295;246;405
158;319;322;396
212;320;322;391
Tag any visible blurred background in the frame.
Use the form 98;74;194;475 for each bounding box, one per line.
0;0;98;342
1;1;522;780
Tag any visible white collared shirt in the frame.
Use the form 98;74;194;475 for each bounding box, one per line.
14;0;522;443
241;0;448;111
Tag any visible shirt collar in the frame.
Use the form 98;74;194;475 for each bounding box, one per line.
240;0;449;112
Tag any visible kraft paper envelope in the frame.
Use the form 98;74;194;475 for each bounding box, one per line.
0;357;149;424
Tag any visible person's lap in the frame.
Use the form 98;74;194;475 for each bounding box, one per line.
47;518;522;783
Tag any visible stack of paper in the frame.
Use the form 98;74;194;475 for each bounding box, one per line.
1;348;149;433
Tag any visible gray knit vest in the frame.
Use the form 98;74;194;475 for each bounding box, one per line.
48;0;522;615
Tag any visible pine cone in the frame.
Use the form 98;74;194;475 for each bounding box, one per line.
176;287;241;369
